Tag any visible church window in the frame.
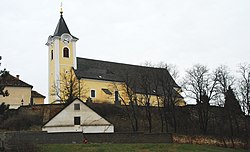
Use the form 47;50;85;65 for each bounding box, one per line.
51;50;53;60
90;90;96;98
74;117;80;125
115;91;119;101
102;88;112;95
74;104;80;110
63;47;69;58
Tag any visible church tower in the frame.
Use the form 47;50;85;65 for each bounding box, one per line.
46;8;78;103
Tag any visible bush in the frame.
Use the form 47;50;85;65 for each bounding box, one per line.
0;112;43;130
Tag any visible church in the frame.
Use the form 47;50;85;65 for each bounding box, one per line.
46;9;185;106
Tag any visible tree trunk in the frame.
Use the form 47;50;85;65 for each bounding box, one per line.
145;106;152;133
131;104;139;132
228;114;235;148
157;98;164;132
172;104;177;133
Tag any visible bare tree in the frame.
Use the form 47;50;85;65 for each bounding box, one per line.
138;69;153;133
156;63;181;133
51;68;86;103
144;62;165;132
182;64;218;134
157;62;179;80
214;65;235;106
151;70;165;132
143;62;182;133
236;63;250;146
237;63;250;115
164;63;183;133
112;70;139;132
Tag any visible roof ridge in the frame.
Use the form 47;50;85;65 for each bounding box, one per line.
0;73;33;88
75;57;181;89
76;57;167;70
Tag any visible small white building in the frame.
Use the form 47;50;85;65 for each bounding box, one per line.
42;98;114;133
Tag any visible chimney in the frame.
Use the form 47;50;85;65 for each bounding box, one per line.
16;75;20;79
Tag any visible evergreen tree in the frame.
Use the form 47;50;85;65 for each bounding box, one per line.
0;102;9;124
0;69;10;97
225;87;241;114
224;87;242;147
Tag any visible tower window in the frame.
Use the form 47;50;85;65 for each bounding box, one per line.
63;47;69;58
90;90;96;98
51;50;53;60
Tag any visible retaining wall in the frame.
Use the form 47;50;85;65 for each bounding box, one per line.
2;131;172;145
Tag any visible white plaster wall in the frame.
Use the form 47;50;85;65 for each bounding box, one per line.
42;125;114;133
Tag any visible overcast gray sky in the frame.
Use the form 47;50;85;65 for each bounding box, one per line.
1;0;250;104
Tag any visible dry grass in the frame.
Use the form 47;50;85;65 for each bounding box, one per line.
39;143;249;152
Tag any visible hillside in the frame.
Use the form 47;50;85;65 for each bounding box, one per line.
2;103;247;139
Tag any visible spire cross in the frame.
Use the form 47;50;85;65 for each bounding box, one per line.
60;2;63;15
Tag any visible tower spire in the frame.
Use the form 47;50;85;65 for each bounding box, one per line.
60;2;63;15
52;3;78;39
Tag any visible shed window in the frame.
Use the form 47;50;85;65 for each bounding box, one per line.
74;117;80;125
90;90;96;98
63;47;69;58
74;104;80;110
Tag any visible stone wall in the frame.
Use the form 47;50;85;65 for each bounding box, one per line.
1;131;249;150
2;131;172;146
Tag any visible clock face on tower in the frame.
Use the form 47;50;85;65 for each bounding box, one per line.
61;33;72;45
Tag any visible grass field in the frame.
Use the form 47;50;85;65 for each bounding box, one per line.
39;143;249;152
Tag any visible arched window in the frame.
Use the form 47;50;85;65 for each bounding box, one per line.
51;50;53;60
63;47;69;58
90;90;96;98
115;91;119;101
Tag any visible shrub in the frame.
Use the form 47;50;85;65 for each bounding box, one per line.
0;112;43;130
